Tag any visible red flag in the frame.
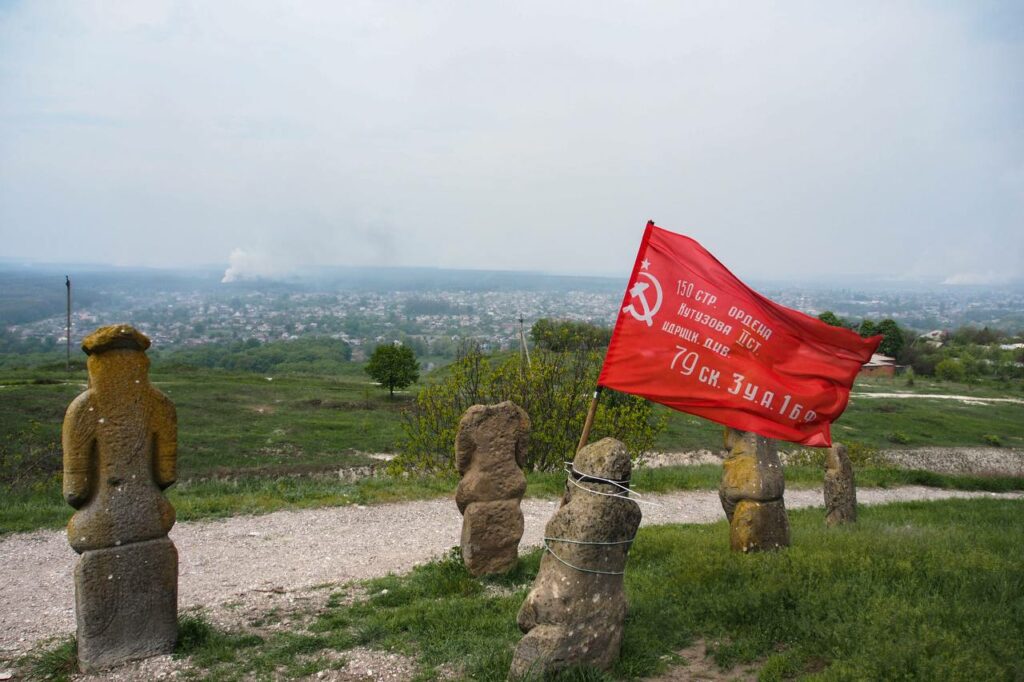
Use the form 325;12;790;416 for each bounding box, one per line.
598;222;881;447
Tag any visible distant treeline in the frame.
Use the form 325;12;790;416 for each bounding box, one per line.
154;338;352;374
0;273;94;325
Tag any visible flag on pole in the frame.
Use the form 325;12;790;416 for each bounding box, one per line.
598;222;880;447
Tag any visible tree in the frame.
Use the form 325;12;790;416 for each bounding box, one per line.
875;319;905;358
366;343;420;397
858;319;877;338
817;311;846;328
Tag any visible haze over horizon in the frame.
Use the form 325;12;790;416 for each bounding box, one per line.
1;2;1021;285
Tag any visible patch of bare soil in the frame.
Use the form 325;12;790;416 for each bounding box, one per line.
643;450;724;467
643;639;759;681
882;447;1024;476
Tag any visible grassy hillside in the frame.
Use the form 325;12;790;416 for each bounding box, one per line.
3;365;1023;535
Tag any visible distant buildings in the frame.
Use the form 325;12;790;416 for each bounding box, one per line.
859;353;897;378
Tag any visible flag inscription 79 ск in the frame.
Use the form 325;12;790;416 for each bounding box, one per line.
598;222;881;447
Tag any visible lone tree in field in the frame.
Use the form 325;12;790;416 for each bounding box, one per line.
366;343;420;397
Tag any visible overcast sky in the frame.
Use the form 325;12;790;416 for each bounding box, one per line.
1;1;1021;283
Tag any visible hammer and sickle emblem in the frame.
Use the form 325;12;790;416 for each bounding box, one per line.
622;272;663;327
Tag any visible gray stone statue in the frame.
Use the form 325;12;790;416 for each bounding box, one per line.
510;438;641;678
719;428;790;552
455;401;530;576
62;324;178;671
824;442;856;526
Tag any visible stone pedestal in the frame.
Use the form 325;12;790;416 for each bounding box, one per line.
455;401;529;576
75;538;178;672
510;438;641;678
720;428;790;552
824;443;857;526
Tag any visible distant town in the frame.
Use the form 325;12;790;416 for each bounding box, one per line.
2;265;1023;361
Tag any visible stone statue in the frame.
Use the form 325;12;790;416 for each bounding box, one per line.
510;438;641;678
719;428;790;552
455;401;530;576
62;324;178;671
824;442;856;526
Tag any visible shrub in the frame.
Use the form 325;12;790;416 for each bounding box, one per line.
982;434;1002;447
394;345;664;473
935;358;966;382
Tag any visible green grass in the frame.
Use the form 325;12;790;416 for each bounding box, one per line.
114;498;1024;680
14;636;77;682
0;366;410;479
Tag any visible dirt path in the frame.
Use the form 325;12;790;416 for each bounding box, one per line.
2;486;1020;662
852;391;1024;405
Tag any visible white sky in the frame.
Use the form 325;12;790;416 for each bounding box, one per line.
1;1;1021;282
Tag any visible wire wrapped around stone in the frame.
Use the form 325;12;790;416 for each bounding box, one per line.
539;463;656;575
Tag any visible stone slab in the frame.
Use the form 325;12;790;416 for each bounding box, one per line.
75;537;177;672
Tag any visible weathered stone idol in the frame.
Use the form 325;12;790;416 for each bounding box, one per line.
455;401;530;576
62;325;178;671
824;442;857;526
719;428;790;552
510;438;642;678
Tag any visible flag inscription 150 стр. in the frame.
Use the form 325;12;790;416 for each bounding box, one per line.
598;222;880;446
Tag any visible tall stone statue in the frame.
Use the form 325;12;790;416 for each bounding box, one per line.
824;442;856;526
62;325;178;671
719;428;790;552
510;438;642;678
455;401;530;576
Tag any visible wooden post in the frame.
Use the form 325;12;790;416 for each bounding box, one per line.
576;386;604;454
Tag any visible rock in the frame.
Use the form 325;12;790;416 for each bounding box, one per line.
455;402;529;576
824;443;857;526
719;428;790;552
75;538;178;672
62;325;179;671
510;438;641;678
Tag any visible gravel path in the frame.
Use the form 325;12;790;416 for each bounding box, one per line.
852;391;1024;405
2;486;1020;660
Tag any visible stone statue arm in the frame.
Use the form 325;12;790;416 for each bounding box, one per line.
454;428;474;474
514;427;529;469
151;391;177;490
62;391;96;508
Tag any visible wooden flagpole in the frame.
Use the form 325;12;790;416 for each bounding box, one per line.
576;386;604;453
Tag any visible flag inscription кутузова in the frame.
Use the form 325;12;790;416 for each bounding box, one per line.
598;222;881;447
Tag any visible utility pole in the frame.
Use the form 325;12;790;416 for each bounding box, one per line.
518;314;531;372
65;275;71;373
